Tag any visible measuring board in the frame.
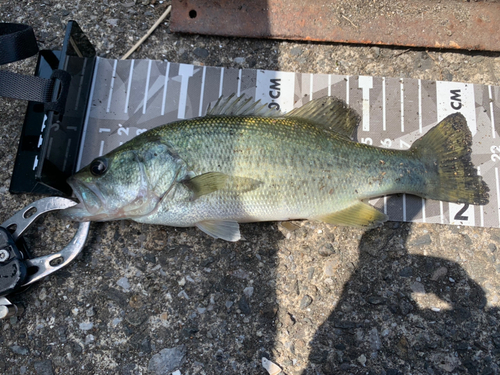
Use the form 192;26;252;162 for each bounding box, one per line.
78;57;500;228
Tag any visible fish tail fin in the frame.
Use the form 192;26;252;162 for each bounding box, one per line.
410;113;489;205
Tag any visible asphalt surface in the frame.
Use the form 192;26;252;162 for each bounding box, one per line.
1;1;500;374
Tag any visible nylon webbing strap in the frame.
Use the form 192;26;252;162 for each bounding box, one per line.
0;23;39;64
0;70;53;103
0;23;70;114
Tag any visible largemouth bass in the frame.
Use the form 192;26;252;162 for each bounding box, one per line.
64;95;489;241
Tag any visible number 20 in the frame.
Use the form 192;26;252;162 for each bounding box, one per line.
118;127;130;136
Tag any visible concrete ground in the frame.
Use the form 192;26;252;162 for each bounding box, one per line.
0;1;500;374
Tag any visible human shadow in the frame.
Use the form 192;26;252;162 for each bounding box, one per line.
303;197;500;374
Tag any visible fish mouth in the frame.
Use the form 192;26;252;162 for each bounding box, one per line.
63;177;106;221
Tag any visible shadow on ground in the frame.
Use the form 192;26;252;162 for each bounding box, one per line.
303;197;500;374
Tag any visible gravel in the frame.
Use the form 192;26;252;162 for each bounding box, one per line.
0;0;500;374
33;360;54;375
148;345;186;375
10;345;29;356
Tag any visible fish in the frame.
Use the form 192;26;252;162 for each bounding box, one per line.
63;95;489;241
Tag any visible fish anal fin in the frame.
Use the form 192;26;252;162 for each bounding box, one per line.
316;202;388;228
196;220;241;241
280;221;301;231
285;97;360;139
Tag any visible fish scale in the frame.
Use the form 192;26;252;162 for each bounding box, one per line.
64;95;489;241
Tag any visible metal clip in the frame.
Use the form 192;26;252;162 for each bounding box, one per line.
0;296;24;319
0;197;89;317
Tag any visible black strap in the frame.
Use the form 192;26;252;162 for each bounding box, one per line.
0;23;39;64
0;70;53;103
0;23;70;114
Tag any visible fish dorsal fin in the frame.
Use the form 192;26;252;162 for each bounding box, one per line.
285;97;360;140
315;201;388;228
206;94;282;117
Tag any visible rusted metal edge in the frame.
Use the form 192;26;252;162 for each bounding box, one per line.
171;0;500;52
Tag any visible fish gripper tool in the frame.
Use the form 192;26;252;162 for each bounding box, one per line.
0;197;89;319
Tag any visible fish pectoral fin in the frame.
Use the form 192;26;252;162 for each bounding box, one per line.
182;172;229;199
315;202;388;228
183;172;262;199
196;220;241;242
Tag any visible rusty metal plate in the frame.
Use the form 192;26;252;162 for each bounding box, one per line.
171;0;500;51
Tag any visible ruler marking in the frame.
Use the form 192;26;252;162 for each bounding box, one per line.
219;67;224;98
237;69;242;97
310;73;313;100
418;79;422;134
75;58;88;111
62;139;72;171
477;166;484;227
106;59;117;113
359;76;373;132
77;57;101;170
346;76;349;105
143;60;152;115
403;193;407;222
199;66;207;117
382;77;386;131
490;85;496;139
161;62;170;116
400;79;404;132
177;64;194;119
99;140;105;157
124;59;135;113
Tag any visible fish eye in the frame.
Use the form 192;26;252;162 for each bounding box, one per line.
90;157;108;176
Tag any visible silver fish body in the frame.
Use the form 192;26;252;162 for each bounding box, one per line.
64;95;489;241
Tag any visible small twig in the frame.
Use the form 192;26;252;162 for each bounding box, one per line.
341;14;358;29
121;5;172;60
426;50;438;63
394;48;411;57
